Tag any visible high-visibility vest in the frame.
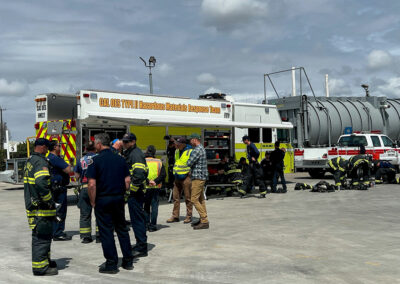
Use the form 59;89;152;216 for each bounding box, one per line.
173;149;193;176
145;157;162;189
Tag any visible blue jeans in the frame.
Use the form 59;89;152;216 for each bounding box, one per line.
144;188;159;229
272;169;287;191
127;191;147;252
53;189;67;237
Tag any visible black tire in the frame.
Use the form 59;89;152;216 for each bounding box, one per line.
308;169;326;179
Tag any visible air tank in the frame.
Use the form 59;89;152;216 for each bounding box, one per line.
269;96;400;147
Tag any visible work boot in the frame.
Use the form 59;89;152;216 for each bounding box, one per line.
99;265;119;274
132;250;148;258
193;222;210;230
121;258;134;270
81;237;93;244
258;194;266;199
191;220;201;227
33;267;58;276
166;217;179;223
148;225;158;232
53;235;72;241
183;216;192;224
49;260;57;268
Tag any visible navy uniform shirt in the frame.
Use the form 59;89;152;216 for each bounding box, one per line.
48;152;70;186
86;148;130;197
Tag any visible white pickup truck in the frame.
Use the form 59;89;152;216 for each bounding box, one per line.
294;133;400;178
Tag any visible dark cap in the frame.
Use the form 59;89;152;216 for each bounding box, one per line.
122;133;137;142
242;135;250;141
188;133;201;140
145;145;156;156
34;138;50;147
176;137;187;144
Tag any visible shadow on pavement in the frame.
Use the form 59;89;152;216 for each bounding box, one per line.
55;257;72;270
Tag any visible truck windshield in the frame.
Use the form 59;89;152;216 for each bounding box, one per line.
338;135;367;146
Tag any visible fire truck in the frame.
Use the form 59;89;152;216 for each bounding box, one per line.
34;90;294;182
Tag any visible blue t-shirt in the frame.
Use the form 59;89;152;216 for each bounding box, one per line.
47;153;70;186
86;148;130;197
74;152;97;184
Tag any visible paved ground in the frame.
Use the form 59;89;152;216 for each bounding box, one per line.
0;172;400;284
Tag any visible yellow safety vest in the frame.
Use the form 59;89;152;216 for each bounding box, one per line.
173;149;193;176
145;157;162;189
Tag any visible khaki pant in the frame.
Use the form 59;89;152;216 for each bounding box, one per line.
191;179;208;223
172;176;193;219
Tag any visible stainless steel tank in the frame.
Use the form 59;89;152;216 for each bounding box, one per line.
269;96;400;147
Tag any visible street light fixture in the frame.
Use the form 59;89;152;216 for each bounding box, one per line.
139;56;156;94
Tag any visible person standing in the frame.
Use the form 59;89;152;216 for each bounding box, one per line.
74;141;100;243
166;137;193;223
122;133;149;257
242;136;260;195
144;145;166;232
270;141;287;193
165;136;176;191
24;138;58;276
187;133;209;230
47;140;73;241
86;133;133;274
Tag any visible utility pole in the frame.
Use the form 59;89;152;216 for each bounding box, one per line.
0;106;7;151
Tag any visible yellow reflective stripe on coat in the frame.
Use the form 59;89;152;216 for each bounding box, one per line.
42;192;52;202
227;169;241;175
32;259;49;268
36;209;56;217
131;163;148;171
34;170;50;179
328;159;337;171
24;177;36;184
337;157;346;172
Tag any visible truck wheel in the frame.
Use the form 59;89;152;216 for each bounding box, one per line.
308;169;326;179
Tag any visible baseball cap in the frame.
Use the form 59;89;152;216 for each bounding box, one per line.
111;138;119;145
146;145;156;156
188;133;201;140
176;137;187;144
242;135;250;141
122;133;137;142
34;138;50;147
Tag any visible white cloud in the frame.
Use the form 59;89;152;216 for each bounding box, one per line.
329;36;362;53
116;81;147;88
201;0;267;31
197;73;218;85
328;78;352;96
0;78;28;96
158;63;173;77
377;77;400;97
367;50;393;69
230;92;265;103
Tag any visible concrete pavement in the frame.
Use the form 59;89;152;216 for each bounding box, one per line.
0;172;399;283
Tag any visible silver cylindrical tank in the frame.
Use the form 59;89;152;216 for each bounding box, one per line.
306;97;386;146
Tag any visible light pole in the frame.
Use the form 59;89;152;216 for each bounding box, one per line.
139;56;156;94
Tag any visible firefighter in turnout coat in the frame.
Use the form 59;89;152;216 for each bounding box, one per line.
24;138;59;276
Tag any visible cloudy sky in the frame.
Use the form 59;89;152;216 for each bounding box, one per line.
1;0;400;140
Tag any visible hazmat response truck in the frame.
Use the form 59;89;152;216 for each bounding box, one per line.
34;90;294;183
